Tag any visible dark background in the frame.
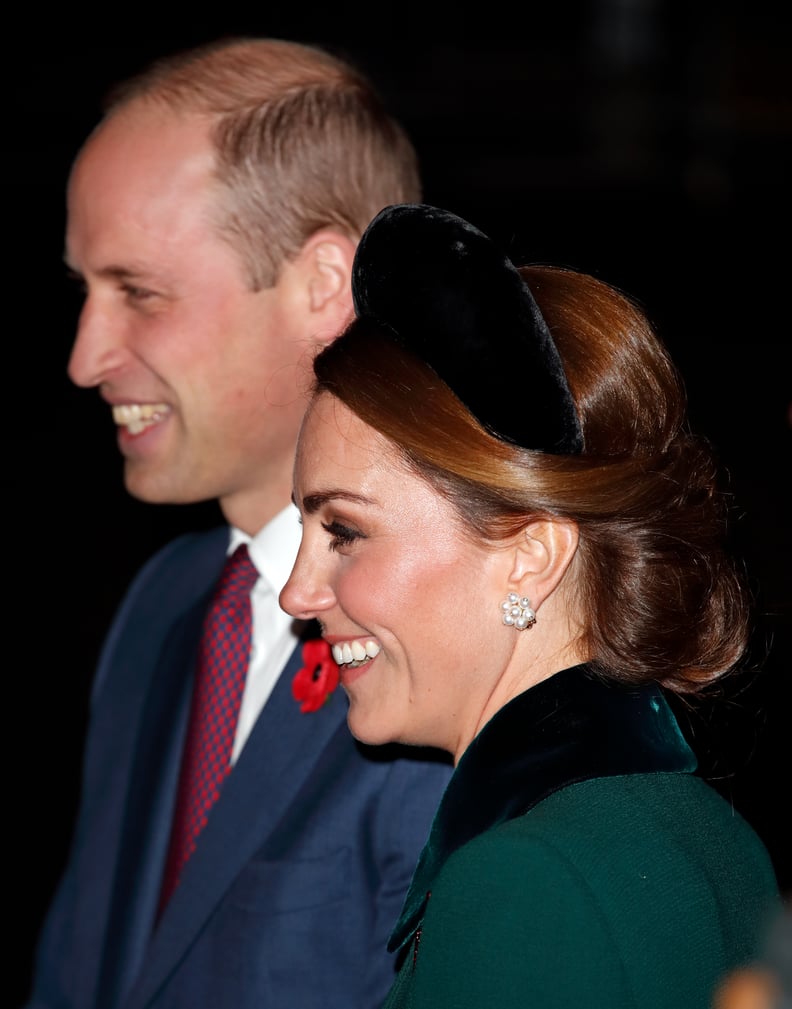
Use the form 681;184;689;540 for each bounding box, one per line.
11;4;790;1004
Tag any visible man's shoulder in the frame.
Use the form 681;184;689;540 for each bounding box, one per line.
127;525;230;594
89;526;231;700
101;525;230;643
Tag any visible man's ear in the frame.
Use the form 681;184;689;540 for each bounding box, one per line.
304;231;357;326
506;518;579;611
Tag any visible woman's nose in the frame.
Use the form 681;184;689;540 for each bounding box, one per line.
280;544;337;621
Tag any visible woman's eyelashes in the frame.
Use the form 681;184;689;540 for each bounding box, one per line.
321;519;364;551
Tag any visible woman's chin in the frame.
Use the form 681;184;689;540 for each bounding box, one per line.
346;706;398;748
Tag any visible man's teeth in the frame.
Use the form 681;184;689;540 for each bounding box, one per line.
332;640;381;668
112;403;168;435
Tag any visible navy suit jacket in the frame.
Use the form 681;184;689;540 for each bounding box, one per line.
26;527;453;1009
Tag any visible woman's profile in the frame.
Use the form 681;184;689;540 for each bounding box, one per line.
280;203;781;1008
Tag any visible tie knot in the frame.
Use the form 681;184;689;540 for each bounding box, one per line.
214;543;259;604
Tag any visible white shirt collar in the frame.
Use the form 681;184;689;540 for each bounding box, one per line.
228;502;302;598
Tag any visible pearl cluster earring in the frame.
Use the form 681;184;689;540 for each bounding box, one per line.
500;592;536;630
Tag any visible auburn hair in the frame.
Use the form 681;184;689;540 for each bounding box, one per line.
313;265;750;694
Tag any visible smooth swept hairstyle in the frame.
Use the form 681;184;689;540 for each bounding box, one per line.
313;264;751;694
100;37;421;288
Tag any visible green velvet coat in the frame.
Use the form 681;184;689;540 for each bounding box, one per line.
383;665;780;1009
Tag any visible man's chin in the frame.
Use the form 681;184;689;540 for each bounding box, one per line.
123;463;210;506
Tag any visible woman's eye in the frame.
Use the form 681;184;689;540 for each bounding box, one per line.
322;520;363;551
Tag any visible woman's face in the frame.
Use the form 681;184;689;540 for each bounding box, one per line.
280;393;517;761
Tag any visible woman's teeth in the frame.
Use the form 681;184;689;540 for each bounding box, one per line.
332;640;381;668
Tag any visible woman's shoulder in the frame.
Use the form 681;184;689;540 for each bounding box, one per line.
523;772;775;871
449;772;774;875
433;771;778;934
417;772;779;1006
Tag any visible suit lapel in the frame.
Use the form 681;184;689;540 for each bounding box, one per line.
125;633;350;1008
95;529;229;1009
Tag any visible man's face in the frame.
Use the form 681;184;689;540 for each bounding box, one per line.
66;104;320;531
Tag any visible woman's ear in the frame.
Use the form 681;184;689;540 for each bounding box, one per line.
506;518;579;611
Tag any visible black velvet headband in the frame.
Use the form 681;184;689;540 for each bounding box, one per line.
349;203;583;455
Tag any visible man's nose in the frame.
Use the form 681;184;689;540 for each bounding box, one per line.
67;296;130;388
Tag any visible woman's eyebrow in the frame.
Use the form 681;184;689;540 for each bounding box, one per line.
299;490;376;514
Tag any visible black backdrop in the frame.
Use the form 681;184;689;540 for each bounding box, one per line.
10;5;790;1004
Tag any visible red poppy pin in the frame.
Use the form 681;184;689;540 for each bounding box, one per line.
292;638;340;713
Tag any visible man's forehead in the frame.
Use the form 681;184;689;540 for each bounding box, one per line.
68;107;218;226
72;102;215;186
64;119;228;285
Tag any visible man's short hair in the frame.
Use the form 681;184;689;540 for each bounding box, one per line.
103;37;422;288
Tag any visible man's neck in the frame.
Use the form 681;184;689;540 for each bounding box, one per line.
220;485;294;538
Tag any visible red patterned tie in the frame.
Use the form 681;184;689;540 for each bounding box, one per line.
158;543;259;911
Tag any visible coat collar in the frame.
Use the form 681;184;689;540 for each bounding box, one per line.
388;663;696;953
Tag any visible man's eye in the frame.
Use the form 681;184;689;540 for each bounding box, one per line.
122;283;156;301
322;520;362;551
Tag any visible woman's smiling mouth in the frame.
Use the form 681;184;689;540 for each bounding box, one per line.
331;639;381;668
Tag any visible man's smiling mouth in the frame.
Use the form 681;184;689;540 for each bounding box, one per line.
112;403;170;434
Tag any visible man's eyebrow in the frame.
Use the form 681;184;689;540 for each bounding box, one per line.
62;257;154;283
299;490;376;514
